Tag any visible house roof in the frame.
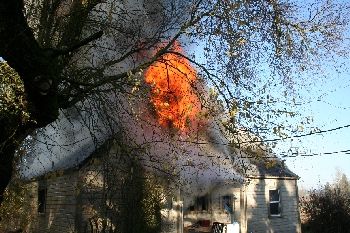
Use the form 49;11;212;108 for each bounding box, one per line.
225;127;299;179
20;105;298;183
21;138;114;182
247;162;299;179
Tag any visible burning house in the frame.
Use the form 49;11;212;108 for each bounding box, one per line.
20;128;301;233
18;0;301;232
19;41;301;232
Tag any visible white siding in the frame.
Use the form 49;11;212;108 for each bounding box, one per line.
242;178;301;233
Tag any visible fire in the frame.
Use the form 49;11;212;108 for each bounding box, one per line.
144;43;202;131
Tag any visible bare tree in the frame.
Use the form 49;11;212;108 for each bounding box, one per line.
0;0;349;210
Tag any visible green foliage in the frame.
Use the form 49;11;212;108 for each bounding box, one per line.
0;62;28;119
0;62;29;143
0;178;34;232
119;163;162;233
300;173;350;233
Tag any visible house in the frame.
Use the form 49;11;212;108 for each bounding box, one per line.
12;0;301;232
181;163;301;233
22;138;301;233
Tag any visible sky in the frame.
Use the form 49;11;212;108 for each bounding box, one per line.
259;0;350;190
275;63;350;189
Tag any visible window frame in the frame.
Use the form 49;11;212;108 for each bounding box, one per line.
269;189;281;217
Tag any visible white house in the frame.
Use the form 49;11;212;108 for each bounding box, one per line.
18;1;301;231
22;138;301;233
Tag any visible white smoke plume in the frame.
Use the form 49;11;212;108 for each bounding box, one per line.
19;0;257;198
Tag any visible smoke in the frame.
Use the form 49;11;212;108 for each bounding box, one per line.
19;0;257;199
20;79;254;199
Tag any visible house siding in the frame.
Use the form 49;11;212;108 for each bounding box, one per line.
28;144;181;233
243;178;301;233
75;154;144;232
26;144;300;233
30;173;78;233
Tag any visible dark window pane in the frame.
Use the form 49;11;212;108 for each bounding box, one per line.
38;188;46;213
223;195;232;205
201;196;207;211
196;195;208;211
269;190;279;202
270;203;280;215
222;195;233;213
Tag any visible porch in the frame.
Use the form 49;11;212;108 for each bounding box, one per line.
184;221;239;233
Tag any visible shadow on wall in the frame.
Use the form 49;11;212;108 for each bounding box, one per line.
75;149;164;233
29;141;171;233
245;177;300;233
35;175;78;233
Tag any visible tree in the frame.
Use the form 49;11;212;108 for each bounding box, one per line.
300;172;350;233
0;175;34;232
77;141;164;233
0;0;349;209
335;170;350;193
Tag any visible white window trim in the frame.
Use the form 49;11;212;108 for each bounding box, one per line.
269;189;281;217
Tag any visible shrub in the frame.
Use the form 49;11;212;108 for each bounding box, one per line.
300;182;350;233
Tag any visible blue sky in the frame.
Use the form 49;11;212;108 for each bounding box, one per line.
276;64;350;189
262;0;350;190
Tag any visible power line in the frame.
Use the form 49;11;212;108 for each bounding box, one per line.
280;148;350;158
241;123;350;144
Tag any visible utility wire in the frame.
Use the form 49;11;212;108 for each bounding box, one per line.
179;123;350;147
241;123;350;144
279;148;350;158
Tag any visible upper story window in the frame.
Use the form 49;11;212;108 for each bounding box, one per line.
269;189;281;216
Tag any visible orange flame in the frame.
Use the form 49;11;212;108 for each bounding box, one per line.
144;43;202;131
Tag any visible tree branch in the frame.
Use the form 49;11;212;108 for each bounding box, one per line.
52;30;104;57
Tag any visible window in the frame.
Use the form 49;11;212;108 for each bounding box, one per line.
38;187;47;213
222;195;233;213
188;195;210;211
196;195;209;211
269;189;281;216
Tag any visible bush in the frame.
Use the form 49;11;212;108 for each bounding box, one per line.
0;178;34;232
300;181;350;233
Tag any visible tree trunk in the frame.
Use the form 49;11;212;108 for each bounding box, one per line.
0;0;59;126
0;0;103;208
0;0;59;208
